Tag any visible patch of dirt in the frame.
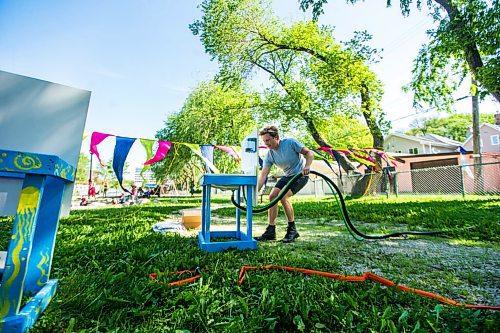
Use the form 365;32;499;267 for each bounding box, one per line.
301;220;500;306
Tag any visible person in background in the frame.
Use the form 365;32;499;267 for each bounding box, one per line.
154;185;161;197
131;184;138;202
88;180;96;199
256;125;314;243
103;183;108;198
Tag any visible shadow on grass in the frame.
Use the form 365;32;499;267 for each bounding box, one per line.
215;197;500;242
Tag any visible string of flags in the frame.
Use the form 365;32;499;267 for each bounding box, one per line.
89;131;398;193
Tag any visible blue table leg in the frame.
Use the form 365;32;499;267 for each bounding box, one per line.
205;185;211;242
246;185;253;240
201;185;207;238
236;186;241;238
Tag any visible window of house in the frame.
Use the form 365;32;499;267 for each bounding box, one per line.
395;150;402;153
491;134;499;145
409;148;419;154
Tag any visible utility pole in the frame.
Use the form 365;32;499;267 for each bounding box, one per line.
471;77;483;192
88;153;93;182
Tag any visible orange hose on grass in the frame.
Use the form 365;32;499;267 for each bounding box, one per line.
149;269;201;287
238;265;500;311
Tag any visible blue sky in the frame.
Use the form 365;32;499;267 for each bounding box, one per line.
1;0;498;175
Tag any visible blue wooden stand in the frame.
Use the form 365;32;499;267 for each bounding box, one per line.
0;149;75;332
199;174;257;252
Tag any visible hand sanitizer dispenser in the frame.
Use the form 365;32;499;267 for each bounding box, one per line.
241;129;258;176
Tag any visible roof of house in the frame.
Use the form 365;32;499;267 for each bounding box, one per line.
385;132;461;148
424;133;462;146
462;123;500;146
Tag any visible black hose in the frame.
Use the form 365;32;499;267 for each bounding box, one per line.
231;173;303;213
231;170;445;240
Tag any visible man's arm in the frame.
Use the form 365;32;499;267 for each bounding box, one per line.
258;166;271;192
300;147;314;175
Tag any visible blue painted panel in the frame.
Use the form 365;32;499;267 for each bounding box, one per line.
0;314;25;333
24;177;65;294
18;280;58;332
0;171;24;179
0;149;75;181
0;174;45;318
209;231;238;238
199;238;257;252
201;174;257;186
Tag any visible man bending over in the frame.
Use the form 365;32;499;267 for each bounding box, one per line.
256;125;314;243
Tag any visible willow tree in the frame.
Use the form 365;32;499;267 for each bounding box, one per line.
154;81;257;186
191;0;388;172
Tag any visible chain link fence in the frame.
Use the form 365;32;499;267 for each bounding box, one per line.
308;162;500;197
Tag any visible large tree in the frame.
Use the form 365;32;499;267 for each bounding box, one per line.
191;0;389;172
299;0;500;107
154;81;257;185
296;114;373;149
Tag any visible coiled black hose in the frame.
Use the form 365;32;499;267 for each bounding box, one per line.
231;170;445;240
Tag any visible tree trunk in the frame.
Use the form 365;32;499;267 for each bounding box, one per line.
360;83;384;150
303;115;357;172
351;83;385;196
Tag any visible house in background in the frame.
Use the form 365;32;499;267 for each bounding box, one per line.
384;132;461;155
462;123;500;153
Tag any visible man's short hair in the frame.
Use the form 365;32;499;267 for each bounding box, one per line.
259;125;279;138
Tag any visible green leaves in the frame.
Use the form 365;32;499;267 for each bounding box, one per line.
154;80;257;183
293;314;306;331
406;113;496;142
193;0;386;151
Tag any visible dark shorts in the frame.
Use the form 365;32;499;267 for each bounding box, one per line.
275;175;309;195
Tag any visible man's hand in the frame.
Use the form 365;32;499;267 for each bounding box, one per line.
300;147;314;176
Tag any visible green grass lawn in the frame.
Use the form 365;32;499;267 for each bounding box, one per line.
1;195;499;332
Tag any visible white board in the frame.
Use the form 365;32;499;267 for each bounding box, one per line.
0;70;91;217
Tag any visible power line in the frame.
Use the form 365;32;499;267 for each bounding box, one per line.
389;96;470;122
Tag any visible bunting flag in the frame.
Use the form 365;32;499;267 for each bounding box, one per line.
313;149;338;176
371;149;397;167
139;139;155;181
182;143;220;174
112;136;136;193
318;147;341;165
215;145;240;162
200;144;215;173
90;132;114;165
316;147;343;181
336;149;351;155
345;148;377;168
89;130;399;190
144;141;172;165
355;148;380;170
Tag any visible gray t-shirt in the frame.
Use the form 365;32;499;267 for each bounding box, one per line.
263;138;305;176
